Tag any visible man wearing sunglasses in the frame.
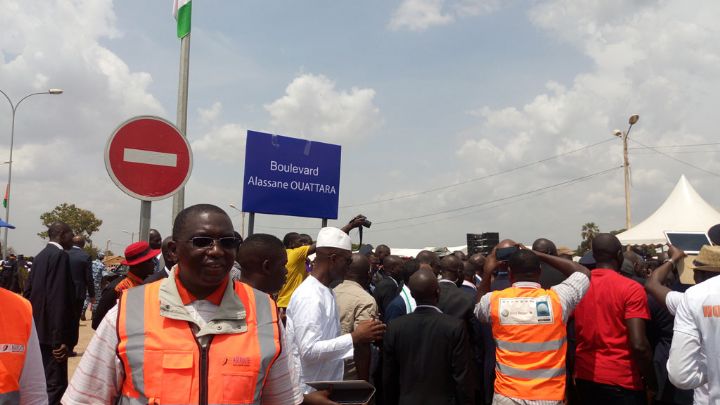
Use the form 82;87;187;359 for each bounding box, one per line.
64;204;300;405
286;227;387;395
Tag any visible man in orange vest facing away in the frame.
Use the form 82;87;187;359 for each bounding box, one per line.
63;204;301;405
0;287;48;404
474;242;591;404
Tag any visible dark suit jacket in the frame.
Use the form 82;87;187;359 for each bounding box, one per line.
24;244;76;346
68;246;93;301
438;280;475;320
383;306;474;405
144;268;169;284
373;277;401;319
384;294;407;324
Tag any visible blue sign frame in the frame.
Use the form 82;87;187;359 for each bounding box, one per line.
242;130;341;219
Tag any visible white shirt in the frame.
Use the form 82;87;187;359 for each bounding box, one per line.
62;299;301;405
399;284;416;313
286;275;354;393
666;291;709;405
18;321;48;405
462;279;478;291
668;276;720;403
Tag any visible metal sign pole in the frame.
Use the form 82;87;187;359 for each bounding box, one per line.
139;200;151;242
172;33;191;223
248;212;255;237
322;218;328;227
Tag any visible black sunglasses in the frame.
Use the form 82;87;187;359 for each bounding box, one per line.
185;236;241;250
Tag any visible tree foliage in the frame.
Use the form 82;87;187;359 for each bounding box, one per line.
576;222;600;255
38;203;103;242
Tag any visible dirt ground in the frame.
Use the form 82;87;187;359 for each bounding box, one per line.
68;316;96;378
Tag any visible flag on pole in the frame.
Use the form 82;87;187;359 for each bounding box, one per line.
173;0;192;38
2;184;8;208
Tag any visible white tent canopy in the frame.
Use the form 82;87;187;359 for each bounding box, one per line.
616;175;720;245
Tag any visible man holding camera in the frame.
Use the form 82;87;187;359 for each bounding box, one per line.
474;240;590;404
276;215;369;314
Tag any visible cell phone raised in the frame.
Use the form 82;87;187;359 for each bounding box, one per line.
496;246;518;262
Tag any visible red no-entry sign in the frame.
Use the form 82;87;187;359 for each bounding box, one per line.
105;116;193;201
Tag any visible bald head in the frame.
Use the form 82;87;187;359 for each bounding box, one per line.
72;235;85;248
532;238;557;256
383;255;403;279
439;254;463;281
375;245;391;263
347;253;371;288
409;269;440;305
497;239;517;249
592;233;623;267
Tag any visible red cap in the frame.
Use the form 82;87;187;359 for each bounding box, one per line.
121;241;160;266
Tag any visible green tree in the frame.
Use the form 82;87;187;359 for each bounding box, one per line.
38;203;103;243
576;222;600;255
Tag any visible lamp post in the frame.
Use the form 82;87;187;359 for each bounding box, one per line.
0;88;63;257
613;114;639;230
228;203;246;238
121;230;135;243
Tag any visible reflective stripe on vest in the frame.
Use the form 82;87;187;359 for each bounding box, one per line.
117;280;281;404
496;362;566;379
0;289;32;400
0;391;20;405
490;287;567;401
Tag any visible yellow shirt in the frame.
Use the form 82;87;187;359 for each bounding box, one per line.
276;245;311;308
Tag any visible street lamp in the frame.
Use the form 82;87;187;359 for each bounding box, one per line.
0;88;63;257
121;230;135;243
613;114;640;230
228;203;246;238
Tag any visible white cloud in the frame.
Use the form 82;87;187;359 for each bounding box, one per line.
447;0;720;245
388;0;502;31
0;0;164;253
264;74;381;142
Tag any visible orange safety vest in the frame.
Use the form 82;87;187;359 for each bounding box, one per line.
116;280;282;405
0;288;32;404
490;286;567;401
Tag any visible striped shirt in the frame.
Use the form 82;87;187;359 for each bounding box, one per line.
62;299;303;405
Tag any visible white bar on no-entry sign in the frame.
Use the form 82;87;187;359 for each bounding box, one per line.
123;148;177;167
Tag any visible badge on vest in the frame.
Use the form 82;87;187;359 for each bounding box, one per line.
498;296;554;325
0;344;25;353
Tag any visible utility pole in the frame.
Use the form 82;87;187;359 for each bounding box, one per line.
614;114;639;230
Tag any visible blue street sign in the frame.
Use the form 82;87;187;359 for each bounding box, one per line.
242;130;341;219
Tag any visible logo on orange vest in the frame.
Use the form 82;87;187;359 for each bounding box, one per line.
0;344;25;353
232;356;251;366
498;296;554;325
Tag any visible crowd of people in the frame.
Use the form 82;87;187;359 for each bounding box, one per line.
1;205;719;405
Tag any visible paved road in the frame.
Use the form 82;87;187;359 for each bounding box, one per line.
69;317;96;378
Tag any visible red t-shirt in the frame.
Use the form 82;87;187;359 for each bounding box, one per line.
573;268;650;390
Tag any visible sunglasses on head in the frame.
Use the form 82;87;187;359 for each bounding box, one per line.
186;236;241;250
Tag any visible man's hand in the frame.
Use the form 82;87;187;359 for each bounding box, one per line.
304;390;340;405
348;215;368;229
667;244;686;264
53;344;68;362
351;319;386;344
90;297;96;305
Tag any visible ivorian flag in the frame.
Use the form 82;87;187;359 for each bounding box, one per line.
173;0;191;38
2;184;8;208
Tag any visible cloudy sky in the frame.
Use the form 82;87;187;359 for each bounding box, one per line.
1;0;719;255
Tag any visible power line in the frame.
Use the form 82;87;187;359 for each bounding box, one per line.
340;138;616;208
629;142;720;150
372;166;623;226
629;139;720;178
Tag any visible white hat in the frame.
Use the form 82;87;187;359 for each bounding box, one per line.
316;227;352;251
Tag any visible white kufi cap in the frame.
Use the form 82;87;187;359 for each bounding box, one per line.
316;227;352;251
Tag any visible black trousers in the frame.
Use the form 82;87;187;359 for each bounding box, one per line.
40;344;68;405
576;379;647;405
